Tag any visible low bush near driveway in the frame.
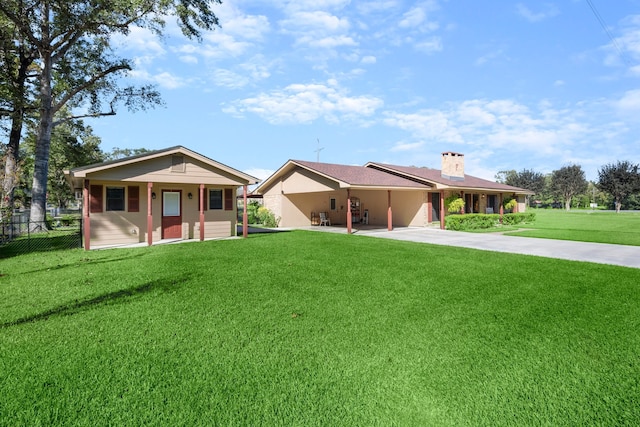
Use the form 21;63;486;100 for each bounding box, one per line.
445;212;535;230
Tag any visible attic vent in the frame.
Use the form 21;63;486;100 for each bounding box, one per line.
171;155;185;172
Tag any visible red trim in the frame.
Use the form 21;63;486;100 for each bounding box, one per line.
90;185;103;213
499;194;504;224
147;182;153;246
347;189;352;234
224;188;233;211
439;191;445;230
387;190;393;231
199;184;205;241
83;180;90;250
242;185;248;238
128;185;140;212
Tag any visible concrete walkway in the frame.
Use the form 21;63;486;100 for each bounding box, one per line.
304;226;640;269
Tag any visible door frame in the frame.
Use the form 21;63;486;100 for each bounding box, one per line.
161;189;182;239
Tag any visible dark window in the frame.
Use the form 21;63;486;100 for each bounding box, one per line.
90;185;103;213
209;189;223;210
106;187;125;211
224;189;233;211
330;198;336;210
128;186;139;212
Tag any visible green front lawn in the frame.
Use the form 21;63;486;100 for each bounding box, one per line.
1;231;639;425
504;209;640;246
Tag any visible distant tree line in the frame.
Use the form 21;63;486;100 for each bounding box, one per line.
496;161;640;212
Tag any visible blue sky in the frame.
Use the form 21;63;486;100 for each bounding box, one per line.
88;0;640;182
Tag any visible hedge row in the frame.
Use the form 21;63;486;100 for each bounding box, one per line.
445;212;536;231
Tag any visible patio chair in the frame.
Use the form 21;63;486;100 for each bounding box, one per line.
319;212;331;226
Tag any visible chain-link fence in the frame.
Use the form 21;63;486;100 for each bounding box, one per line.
0;212;82;258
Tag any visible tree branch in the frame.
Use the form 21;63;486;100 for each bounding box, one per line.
52;110;116;127
52;63;131;115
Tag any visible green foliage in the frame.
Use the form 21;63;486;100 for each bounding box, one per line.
597;160;640;212
0;0;221;223
502;212;536;225
23;114;105;208
445;212;536;230
444;194;465;213
506;169;546;194
1;232;639;425
503;198;517;211
257;206;280;227
104;147;152;161
446;213;499;230
246;200;261;224
551;165;588;211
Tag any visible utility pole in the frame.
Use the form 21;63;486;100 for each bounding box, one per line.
314;138;324;162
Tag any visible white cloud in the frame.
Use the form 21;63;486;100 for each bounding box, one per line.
279;11;356;49
390;141;425;152
225;81;383;124
614;89;640;113
601;14;640;73
128;70;188;89
415;37;443;53
357;0;400;14
361;55;377;64
244;168;275;181
112;26;166;57
383;98;595;157
399;7;426;28
516;3;560;23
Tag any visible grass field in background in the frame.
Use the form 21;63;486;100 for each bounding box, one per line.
1;231;639;425
503;208;640;246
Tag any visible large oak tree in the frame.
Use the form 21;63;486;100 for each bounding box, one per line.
551;165;588;211
597;161;640;213
0;0;221;227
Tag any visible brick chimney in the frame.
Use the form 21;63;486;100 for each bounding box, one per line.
441;152;465;180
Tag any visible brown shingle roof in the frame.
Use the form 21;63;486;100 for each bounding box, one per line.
292;160;429;188
366;163;533;193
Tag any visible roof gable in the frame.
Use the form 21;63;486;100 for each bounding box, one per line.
66;146;259;188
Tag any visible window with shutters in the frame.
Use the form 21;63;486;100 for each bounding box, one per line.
106;187;125;211
209;189;223;210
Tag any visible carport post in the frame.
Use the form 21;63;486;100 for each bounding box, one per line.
83;179;90;250
499;193;504;224
242;185;248;238
387;190;393;231
439;190;445;230
347;189;352;234
199;183;205;241
147;182;153;246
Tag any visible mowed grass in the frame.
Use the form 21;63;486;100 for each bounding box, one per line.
1;231;639;426
504;209;640;246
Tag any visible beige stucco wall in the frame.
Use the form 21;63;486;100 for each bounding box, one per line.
86;180;237;247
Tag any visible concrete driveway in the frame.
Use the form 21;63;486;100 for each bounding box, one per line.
304;225;640;269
